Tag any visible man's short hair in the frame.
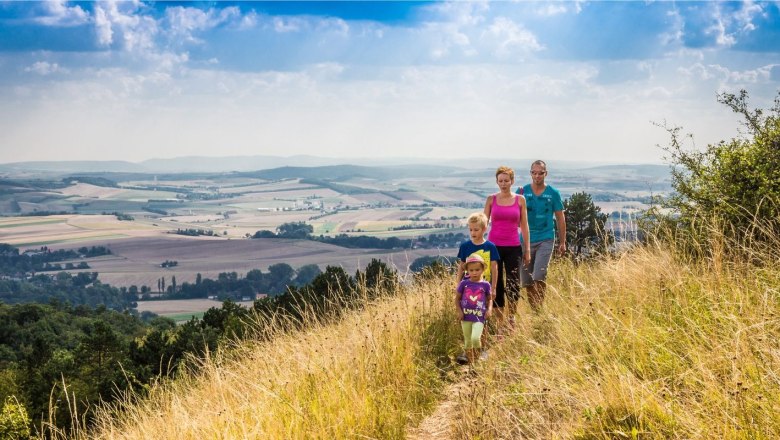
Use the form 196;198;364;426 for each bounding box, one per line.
531;160;547;171
467;212;488;230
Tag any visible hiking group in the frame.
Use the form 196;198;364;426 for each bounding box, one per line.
455;160;566;366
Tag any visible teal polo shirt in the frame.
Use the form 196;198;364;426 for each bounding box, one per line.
518;184;563;243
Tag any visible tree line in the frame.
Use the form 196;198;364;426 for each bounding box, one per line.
253;222;467;249
0;245;110;277
0;258;398;435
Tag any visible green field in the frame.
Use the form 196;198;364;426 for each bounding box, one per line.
14;233;129;248
166;312;206;323
0;218;67;228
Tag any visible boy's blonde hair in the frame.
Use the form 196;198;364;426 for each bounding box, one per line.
467;212;488;230
495;165;515;181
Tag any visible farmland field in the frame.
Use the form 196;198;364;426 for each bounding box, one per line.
0;163;670;293
29;233;449;289
136;298;256;321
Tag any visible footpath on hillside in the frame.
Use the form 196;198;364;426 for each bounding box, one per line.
406;372;476;440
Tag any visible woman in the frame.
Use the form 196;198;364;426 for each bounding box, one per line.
484;166;531;331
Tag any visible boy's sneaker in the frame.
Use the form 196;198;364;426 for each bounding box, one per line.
456;353;468;365
479;350;489;361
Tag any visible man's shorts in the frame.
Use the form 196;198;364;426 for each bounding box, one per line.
520;239;554;287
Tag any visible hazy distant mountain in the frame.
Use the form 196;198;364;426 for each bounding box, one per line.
0;155;663;176
578;164;671;180
0;160;147;174
238;164;466;181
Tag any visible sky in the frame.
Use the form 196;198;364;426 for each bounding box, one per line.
0;1;779;165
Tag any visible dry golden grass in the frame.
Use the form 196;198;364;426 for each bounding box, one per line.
57;278;461;440
452;234;780;439
43;221;780;439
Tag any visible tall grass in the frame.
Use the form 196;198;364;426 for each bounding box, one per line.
453;223;780;439
59;277;462;439
47;218;780;439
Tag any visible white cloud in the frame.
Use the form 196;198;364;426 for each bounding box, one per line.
426;1;489;27
678;62;714;81
24;61;66;75
165;6;242;43
482;17;543;58
238;11;259;30
659;7;684;47
678;62;777;90
273;16;306;33
732;1;765;32
94;6;113;46
707;11;736;47
34;0;89;26
535;4;568;17
93;1;159;52
422;1;488;59
425;22;473;59
705;2;765;48
315;18;350;37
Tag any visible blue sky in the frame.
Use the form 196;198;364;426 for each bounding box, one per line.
1;1;779;165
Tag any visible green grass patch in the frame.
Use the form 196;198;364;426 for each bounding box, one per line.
0;218;67;228
169;312;206;323
14;234;129;247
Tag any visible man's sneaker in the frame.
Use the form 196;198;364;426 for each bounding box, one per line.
479;350;489;361
456;353;468;365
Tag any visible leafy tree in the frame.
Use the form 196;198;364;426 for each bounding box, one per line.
294;264;321;286
410;256;452;273
564;192;610;258
267;263;295;292
276;222;313;239
309;266;354;297
253;230;276;238
0;396;30;440
660;89;780;243
75;320;126;398
355;259;396;292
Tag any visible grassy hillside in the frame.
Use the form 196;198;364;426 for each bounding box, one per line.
49;233;780;439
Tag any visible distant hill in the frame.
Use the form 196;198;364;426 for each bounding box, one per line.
578;164;671;180
0;155;648;176
237;164;466;181
0;160;147;174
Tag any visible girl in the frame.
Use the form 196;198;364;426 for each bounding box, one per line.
456;254;492;365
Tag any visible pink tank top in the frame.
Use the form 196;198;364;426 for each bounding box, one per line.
487;194;521;246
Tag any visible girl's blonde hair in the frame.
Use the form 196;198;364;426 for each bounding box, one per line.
467;212;488;230
495;166;515;181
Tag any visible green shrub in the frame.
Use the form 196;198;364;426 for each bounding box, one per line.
0;396;31;440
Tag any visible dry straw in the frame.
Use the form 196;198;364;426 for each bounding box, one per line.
40;216;780;439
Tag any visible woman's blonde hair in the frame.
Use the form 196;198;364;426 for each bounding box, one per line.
495;166;515;181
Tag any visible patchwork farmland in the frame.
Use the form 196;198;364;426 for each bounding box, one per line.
0;163;670;316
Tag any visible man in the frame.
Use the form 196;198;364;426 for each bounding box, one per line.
517;160;566;310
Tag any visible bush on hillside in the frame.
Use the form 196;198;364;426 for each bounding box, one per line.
659;89;780;247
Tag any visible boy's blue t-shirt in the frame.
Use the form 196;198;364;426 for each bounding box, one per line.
457;240;500;282
518;184;563;243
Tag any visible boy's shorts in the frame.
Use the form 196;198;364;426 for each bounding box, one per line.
520;239;554;287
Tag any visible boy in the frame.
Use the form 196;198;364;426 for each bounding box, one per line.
455;212;499;362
